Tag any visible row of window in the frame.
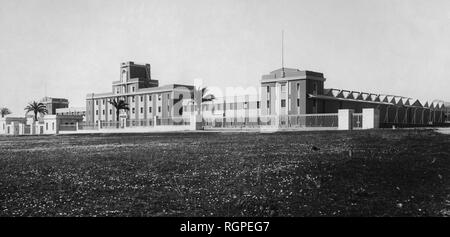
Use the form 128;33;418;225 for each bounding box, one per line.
95;106;165;116
267;84;295;93
189;102;261;111
45;122;55;131
95;94;169;106
266;82;317;94
267;99;301;109
94;100;307;114
116;86;136;94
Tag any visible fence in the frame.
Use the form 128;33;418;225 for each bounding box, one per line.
352;113;363;129
203;113;339;129
78;122;98;131
24;125;31;134
101;121;122;129
78;118;191;131
126;119;154;127
59;125;77;131
75;113;343;131
285;114;338;128
203;116;271;128
153;118;190;126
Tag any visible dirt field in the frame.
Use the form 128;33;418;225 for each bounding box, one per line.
0;129;449;216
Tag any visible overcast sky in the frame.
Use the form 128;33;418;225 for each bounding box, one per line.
1;0;450;115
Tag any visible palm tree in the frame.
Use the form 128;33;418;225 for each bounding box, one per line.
24;101;48;122
191;87;216;115
108;98;130;128
1;107;11;118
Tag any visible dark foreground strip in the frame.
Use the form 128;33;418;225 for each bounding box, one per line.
0;217;447;236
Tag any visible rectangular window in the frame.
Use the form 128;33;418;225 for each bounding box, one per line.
102;100;105;105
297;99;300;107
267;101;270;108
149;107;152;113
158;106;161;113
167;94;170;99
96;100;98;105
149;95;152;101
52;122;54;130
281;99;286;108
158;94;161;101
267;86;270;93
132;86;135;92
297;83;300;90
140;107;143;113
132;108;135;114
257;101;260;109
109;109;112;115
96;110;98;115
102;110;105;115
46;123;48;131
140;96;143;102
132;96;135;102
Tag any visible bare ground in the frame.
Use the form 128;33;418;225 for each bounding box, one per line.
0;129;449;216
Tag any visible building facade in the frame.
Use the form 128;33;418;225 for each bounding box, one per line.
197;67;447;127
260;68;325;116
56;107;86;122
1;108;84;136
85;62;193;127
40;97;69;115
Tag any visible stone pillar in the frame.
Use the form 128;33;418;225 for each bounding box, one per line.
189;114;203;130
11;122;18;135
338;109;354;130
273;115;280;128
31;122;36;135
55;119;60;135
195;114;203;130
362;108;380;129
18;123;24;135
275;83;281;117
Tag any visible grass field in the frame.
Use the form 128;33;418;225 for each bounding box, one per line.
0;129;449;217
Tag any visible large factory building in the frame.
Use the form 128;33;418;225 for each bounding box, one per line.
86;62;447;129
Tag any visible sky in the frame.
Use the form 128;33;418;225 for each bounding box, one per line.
1;0;450;115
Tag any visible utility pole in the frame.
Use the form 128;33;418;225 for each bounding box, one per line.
281;30;285;78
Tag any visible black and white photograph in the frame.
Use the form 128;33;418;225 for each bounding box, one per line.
0;0;449;234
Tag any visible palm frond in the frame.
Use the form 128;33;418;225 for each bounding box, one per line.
109;98;130;111
0;107;11;117
24;101;48;121
191;86;215;102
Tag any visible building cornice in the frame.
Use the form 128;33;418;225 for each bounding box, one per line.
86;85;192;100
261;76;326;84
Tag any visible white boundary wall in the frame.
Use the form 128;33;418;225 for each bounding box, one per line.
338;109;354;130
362;108;380;129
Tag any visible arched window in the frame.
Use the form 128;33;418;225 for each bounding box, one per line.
121;70;127;82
